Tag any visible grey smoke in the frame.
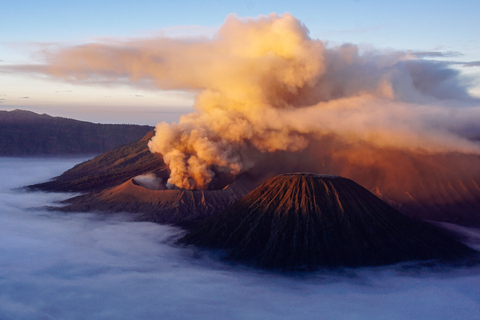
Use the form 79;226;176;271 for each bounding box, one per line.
0;157;479;320
133;173;167;190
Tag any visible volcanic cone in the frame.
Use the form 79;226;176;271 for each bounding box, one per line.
181;173;475;269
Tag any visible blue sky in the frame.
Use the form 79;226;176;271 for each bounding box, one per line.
1;0;479;125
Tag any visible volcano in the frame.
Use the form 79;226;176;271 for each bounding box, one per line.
60;175;256;226
29;131;480;228
180;173;475;269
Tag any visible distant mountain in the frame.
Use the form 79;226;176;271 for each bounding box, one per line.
0;109;152;156
180;173;476;269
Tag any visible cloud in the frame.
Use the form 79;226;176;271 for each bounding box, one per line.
463;61;480;67
430;60;480;68
409;51;463;58
1;157;480;320
2;13;480;189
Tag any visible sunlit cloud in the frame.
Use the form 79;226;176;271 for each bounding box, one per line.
2;13;480;189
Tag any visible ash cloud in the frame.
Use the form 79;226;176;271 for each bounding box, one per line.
4;13;480;189
1;158;480;319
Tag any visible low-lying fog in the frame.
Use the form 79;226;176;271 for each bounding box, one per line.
1;157;479;320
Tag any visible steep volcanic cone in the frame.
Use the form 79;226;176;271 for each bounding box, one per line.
180;173;475;269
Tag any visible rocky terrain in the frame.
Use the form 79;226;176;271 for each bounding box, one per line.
61;175;256;226
29;132;166;193
28;132;480;228
180;173;476;269
24;132;480;269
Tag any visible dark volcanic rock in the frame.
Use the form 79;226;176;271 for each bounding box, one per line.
30;130;256;224
28;132;167;193
59;176;257;226
181;173;475;269
26;124;480;227
254;138;480;228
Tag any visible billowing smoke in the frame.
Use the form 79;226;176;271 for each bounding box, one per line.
8;13;480;189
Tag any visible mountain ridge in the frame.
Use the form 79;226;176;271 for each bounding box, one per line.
28;131;167;193
0;109;152;156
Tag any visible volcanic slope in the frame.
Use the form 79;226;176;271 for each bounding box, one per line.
180;173;476;269
60;175;256;226
29;131;480;227
29;132;167;193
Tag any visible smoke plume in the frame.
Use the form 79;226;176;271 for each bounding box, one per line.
8;13;480;189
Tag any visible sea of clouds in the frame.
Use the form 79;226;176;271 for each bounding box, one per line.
0;157;479;320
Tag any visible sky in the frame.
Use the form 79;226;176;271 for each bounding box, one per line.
1;157;480;319
1;0;480;125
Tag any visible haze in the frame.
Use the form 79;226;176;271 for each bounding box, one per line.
0;157;479;319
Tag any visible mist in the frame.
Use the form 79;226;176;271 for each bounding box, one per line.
0;157;479;319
